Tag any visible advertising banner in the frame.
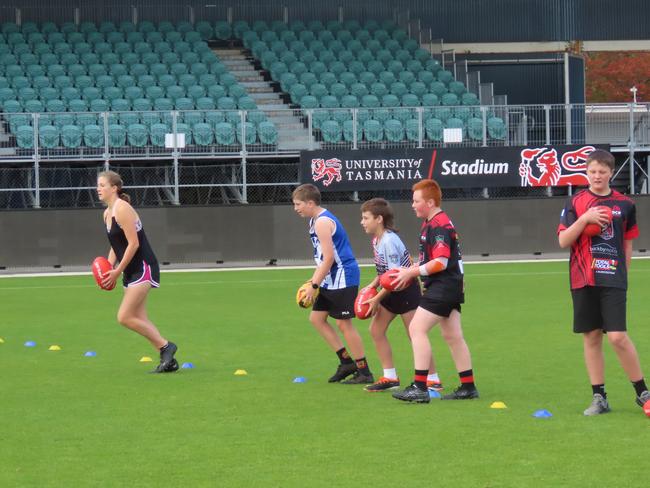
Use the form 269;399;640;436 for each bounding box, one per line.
300;145;609;191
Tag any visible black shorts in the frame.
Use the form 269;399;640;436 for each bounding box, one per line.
313;285;358;320
123;260;160;288
571;286;626;333
381;281;421;315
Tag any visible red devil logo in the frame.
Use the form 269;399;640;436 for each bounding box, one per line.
311;158;343;187
519;146;594;187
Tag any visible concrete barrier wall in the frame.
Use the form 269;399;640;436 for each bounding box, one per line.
1;196;648;268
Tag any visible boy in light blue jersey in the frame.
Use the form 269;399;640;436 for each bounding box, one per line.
293;184;374;384
360;198;442;393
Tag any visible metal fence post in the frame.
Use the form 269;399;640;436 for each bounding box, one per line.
102;111;109;168
32;113;40;208
565;103;572;144
352;108;358;150
417;107;423;149
629;103;636;195
481;106;487;147
307;109;314;150
172;110;180;205
544;105;551;145
240;110;248;204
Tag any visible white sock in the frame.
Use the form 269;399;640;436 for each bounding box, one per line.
383;368;398;380
427;373;440;383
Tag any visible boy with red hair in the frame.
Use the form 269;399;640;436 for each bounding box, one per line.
390;179;479;403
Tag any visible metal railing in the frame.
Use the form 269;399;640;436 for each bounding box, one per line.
1;102;649;208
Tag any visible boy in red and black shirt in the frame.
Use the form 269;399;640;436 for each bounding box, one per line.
390;179;479;403
558;149;649;415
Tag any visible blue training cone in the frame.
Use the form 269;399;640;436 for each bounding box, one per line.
429;389;441;398
84;351;97;357
533;409;553;418
24;341;36;347
181;362;194;369
293;376;307;383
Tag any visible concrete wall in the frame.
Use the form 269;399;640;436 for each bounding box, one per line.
1;196;649;268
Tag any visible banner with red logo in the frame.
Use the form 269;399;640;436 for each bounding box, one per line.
300;145;610;191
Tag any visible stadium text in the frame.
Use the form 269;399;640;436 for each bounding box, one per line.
440;159;509;176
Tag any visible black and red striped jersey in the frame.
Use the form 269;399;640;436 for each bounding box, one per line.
418;210;464;303
558;189;639;290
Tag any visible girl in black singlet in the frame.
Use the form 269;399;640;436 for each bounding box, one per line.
97;171;179;373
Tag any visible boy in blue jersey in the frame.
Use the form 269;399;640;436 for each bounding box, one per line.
292;184;374;384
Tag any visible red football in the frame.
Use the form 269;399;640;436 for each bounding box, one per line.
92;257;115;291
379;268;411;292
354;287;378;319
583;206;613;237
644;399;650;418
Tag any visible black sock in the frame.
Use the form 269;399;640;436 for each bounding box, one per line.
459;369;475;388
336;347;354;365
632;378;647;397
160;342;169;352
414;369;428;390
592;384;606;398
355;357;370;375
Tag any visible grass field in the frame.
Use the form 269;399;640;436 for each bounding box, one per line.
1;260;649;487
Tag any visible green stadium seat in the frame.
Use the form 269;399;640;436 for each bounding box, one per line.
342;119;361;143
462;92;480;106
350;83;368;99
437;70;453;84
487;117;506;140
410;81;427;99
46;99;66;113
330;83;347;100
193;122;214;145
149;123;167;146
425;117;443;141
421;93;439;107
363;119;383;142
467;117;484;141
430;81;447;97
258;121;277;145
111;98;130;111
405;118;420;142
340;95;359;108
76;112;99;127
24;99;44;112
237;121;256;145
390;82;407;97
215;21;232;41
127;123;148;146
214;122;235;145
300;95;318;109
441;93;459;106
90;99;109;112
402;94;420;107
68;98;88;112
61;124;82;148
448;81;466;96
384;119;404;142
217;96;236;110
108;124;126;147
446;117;465;138
39;124;60;148
16;125;34;148
207;84;225;100
196;97;215;110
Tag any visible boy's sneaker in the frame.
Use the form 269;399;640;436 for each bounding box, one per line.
151;358;179;374
441;385;480;400
583;393;611;416
635;390;650;407
328;362;357;382
151;342;178;374
392;383;430;403
341;371;375;384
427;380;444;392
365;377;400;392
